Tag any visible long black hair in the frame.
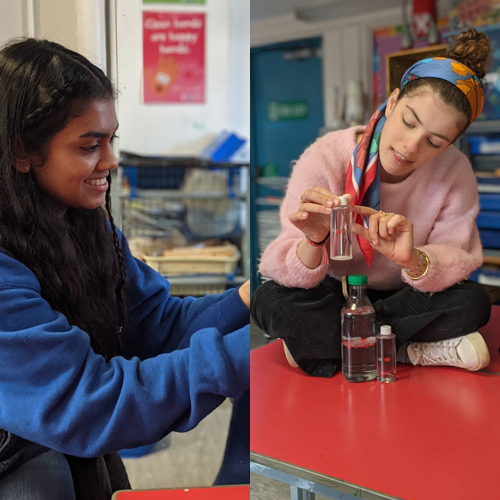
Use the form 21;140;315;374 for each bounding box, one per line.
0;38;127;360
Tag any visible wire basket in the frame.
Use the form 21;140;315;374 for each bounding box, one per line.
143;245;240;277
118;154;248;296
120;166;242;240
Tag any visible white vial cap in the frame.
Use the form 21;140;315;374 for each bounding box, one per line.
339;196;348;206
380;325;392;335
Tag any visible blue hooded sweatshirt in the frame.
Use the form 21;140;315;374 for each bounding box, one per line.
0;230;249;461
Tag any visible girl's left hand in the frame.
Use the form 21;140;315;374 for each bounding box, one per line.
238;280;251;309
351;206;420;269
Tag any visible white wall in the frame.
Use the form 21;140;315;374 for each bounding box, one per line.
0;0;104;71
36;0;78;50
116;0;249;156
228;0;250;141
0;1;28;46
0;0;249;157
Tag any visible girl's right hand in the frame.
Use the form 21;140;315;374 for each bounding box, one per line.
289;187;353;242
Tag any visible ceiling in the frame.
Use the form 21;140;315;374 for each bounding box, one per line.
250;0;405;23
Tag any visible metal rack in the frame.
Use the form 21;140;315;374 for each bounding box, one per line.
119;152;249;296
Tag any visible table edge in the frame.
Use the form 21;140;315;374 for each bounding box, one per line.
250;451;401;500
112;485;250;499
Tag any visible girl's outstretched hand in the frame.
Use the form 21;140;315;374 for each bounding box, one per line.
289;187;353;242
238;279;250;309
351;206;420;269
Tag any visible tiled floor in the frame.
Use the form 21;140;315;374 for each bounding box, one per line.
123;320;279;494
250;473;290;499
123;398;232;489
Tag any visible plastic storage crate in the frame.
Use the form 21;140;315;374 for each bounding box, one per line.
480;194;500;211
143;245;240;276
467;135;500;155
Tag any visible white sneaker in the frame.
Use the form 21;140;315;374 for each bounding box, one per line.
407;332;490;371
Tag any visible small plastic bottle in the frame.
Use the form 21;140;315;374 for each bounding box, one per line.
330;196;352;261
341;274;376;382
376;325;396;383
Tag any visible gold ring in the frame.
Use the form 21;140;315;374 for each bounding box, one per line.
379;210;386;216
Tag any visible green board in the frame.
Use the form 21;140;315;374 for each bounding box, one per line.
267;101;309;122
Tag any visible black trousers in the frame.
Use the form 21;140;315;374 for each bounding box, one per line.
250;277;491;378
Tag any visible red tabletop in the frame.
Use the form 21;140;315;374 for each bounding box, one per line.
250;306;500;500
113;486;249;500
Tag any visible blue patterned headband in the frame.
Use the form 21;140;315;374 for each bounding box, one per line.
401;57;484;123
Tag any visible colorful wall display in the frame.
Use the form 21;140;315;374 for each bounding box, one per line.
143;11;205;104
372;19;450;110
449;0;500;30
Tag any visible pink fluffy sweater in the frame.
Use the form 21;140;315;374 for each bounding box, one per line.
259;126;483;292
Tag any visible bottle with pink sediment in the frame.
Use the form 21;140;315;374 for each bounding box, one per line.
376;325;396;383
341;274;376;382
330;195;352;261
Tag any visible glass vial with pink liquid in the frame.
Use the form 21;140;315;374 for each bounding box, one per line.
376;325;396;383
341;274;376;382
330;196;352;261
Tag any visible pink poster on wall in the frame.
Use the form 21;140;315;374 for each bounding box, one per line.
143;11;205;104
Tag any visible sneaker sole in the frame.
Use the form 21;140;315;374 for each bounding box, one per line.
464;332;490;371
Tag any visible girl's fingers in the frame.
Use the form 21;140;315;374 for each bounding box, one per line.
289;212;308;224
300;190;334;208
386;214;410;233
351;205;380;217
368;213;383;245
301;187;340;207
341;193;354;205
378;216;392;241
314;186;341;205
352;222;371;243
301;202;332;215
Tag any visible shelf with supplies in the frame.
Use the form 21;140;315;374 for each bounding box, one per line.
118;151;249;297
456;122;500;279
251;173;287;290
120;188;247;201
467;120;500;135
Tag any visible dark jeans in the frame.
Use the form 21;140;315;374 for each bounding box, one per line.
250;277;491;378
0;450;75;500
0;429;130;500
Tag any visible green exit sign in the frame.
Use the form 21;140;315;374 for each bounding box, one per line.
268;101;309;122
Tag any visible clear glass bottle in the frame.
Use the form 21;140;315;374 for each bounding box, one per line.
341;274;376;382
330;196;352;261
377;325;396;383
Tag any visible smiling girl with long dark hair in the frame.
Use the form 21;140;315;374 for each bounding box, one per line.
0;38;250;500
